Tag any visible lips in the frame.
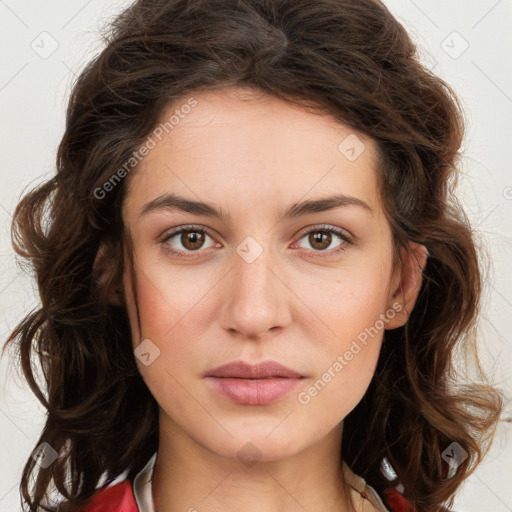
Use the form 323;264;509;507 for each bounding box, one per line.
206;360;303;379
205;360;304;405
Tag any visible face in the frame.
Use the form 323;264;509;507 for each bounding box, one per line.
120;86;419;462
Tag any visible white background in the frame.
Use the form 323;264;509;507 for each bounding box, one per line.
1;1;511;510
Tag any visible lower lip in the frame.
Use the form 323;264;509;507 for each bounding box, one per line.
206;377;303;405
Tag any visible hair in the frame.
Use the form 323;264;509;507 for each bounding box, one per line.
2;0;504;510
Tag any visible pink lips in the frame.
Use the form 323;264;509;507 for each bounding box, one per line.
205;360;304;405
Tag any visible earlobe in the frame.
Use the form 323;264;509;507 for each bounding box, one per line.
385;241;428;330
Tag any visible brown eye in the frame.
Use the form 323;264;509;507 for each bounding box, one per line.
180;230;206;250
308;230;332;251
161;226;217;257
295;225;352;256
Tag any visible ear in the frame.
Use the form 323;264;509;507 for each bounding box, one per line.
93;243;124;305
385;241;428;330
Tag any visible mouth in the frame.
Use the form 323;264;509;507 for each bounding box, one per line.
205;360;305;405
205;360;303;379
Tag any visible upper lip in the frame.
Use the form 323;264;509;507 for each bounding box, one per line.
205;360;303;379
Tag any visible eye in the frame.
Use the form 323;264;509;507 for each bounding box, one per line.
160;224;353;259
294;224;353;257
160;225;218;258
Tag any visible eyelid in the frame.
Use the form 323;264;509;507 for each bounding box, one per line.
292;223;353;243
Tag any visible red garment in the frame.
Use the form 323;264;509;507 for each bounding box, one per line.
384;488;416;512
82;480;427;512
83;481;138;512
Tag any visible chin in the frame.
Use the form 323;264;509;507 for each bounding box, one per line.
190;419;315;464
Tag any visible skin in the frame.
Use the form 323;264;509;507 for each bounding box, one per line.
118;86;428;512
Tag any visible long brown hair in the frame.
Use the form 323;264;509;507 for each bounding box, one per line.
3;0;503;510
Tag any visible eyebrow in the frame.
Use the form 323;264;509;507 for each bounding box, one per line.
137;192;373;222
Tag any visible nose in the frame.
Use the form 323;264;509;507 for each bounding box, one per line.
219;240;292;340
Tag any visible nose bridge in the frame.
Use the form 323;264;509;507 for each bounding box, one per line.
221;235;290;336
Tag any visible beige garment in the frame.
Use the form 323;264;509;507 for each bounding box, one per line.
341;459;391;511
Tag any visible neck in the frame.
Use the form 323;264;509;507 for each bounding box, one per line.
151;415;360;512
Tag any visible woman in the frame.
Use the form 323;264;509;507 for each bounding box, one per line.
3;0;503;511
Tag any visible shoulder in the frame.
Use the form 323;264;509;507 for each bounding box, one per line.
58;480;138;512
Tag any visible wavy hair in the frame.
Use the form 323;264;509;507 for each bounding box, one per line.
2;0;503;510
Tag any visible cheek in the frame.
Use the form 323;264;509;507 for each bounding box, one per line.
292;266;389;407
127;274;202;416
126;260;213;342
306;354;380;427
297;263;391;344
297;330;383;423
126;264;219;394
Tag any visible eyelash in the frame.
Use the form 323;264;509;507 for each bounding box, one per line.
160;224;353;259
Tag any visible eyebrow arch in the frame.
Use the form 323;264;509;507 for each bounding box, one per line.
137;192;373;222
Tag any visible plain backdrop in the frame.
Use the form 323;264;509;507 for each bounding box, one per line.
1;1;511;511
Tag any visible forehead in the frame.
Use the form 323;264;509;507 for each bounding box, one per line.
122;86;383;223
